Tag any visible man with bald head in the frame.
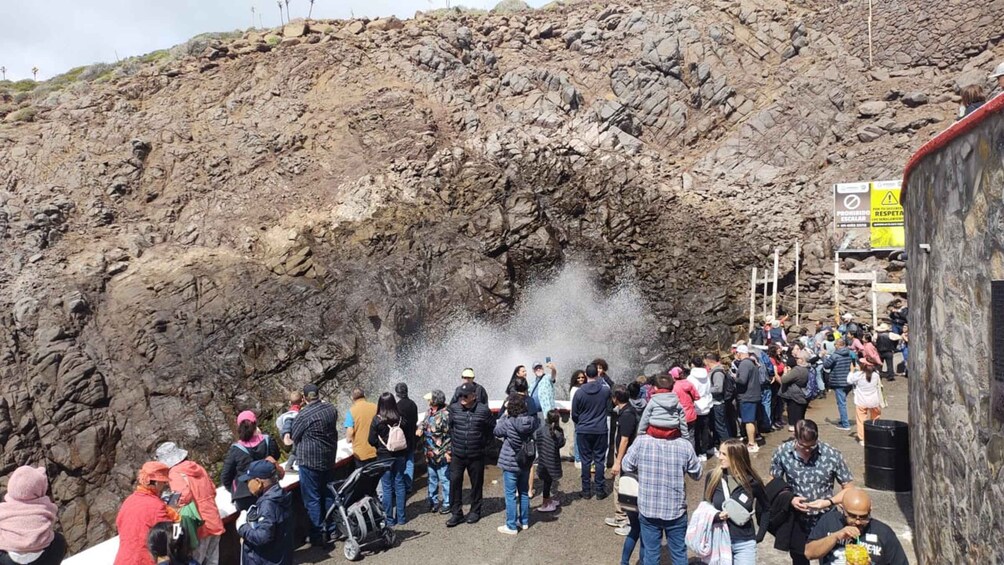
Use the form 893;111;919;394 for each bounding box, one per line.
804;487;909;564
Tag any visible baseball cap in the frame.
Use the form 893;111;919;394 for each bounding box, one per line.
423;392;433;402
236;410;257;425
532;361;544;370
458;382;477;396
303;383;319;399
461;368;476;379
238;460;277;482
735;345;750;355
991;62;1004;79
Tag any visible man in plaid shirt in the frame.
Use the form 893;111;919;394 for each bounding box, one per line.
621;433;703;564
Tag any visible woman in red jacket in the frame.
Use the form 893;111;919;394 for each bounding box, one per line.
670;366;700;446
114;462;178;565
156;442;225;565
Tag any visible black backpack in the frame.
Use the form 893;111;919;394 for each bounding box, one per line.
750;327;766;346
515;434;537;468
714;367;737;402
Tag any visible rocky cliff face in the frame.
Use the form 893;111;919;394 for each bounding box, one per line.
0;0;999;550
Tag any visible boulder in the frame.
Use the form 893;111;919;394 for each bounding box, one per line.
857;101;888;118
902;92;929;107
283;22;308;38
368;17;404;32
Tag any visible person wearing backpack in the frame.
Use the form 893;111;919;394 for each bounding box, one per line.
705;353;735;449
368;392;410;526
494;392;540;535
780;353;810;432
220;411;281;512
733;346;762;453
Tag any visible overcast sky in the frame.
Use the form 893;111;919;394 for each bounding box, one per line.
3;0;550;81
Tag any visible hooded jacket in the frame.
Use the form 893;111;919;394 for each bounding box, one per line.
735;357;761;403
534;424;565;478
114;488;173;565
238;483;294;565
169;460;225;538
687;368;713;415
637;391;689;438
494;414;540;472
823;347;854;388
571;379;611;435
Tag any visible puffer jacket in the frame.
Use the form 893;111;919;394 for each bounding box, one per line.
823;347;854;388
447;400;494;458
534;424;565;479
238;483;293;565
780;365;809;405
637;391;689;438
494;413;540;473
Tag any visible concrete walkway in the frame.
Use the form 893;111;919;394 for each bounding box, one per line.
302;378;916;564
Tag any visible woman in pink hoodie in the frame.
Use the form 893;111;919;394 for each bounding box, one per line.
0;466;65;565
670;367;701;445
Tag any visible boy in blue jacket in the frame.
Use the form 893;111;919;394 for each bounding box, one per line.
237;460;294;565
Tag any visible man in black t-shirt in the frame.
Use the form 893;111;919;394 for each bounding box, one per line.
604;385;639;531
805;488;909;565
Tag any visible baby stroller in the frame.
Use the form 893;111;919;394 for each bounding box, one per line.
324;459;396;561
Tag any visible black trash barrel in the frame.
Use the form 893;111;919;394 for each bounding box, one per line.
863;420;912;492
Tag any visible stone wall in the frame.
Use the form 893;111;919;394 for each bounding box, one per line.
903;99;1004;562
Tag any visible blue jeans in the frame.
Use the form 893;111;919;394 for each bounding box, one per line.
732;538;756;564
759;388;772;429
639;513;687;565
298;465;336;544
730;537;755;565
576;432;608;494
502;469;530;530
404;455;415;493
620;511;643;565
427;460;450;508
834;386;850;428
380;455;408;526
711;403;732;445
573;435;581;463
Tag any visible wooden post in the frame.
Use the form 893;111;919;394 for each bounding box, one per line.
872;273;879;328
834;254;841;320
867;0;874;68
763;270;769;320
749;267;757;336
772;248;780;319
795;241;801;327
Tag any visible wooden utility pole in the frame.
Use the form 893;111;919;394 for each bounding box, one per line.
795;241;801;326
277;0;284;25
771;248;780;319
867;0;874;68
251;5;256;28
834;254;841;320
749;267;757;336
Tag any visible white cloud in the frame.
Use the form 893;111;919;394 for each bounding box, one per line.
2;0;551;81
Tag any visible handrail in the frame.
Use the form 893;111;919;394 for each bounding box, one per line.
64;399;570;563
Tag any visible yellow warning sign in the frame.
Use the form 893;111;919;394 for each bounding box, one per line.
870;181;904;248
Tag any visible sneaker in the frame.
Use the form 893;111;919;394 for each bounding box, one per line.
465;514;481;524
747;444;760;453
521;524;529;530
574;461;582;469
859;440;865;446
537;501;558;513
429;502;440;513
497;526;518;535
596;491;609;500
605;517;626;527
826;418;852;431
614;525;631;536
580;491;593;500
439;505;453;515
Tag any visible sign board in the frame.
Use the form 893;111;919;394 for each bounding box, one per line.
833;180;904;250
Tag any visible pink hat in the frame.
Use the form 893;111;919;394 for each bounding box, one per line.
4;466;48;502
669;367;684;379
237;410;257;425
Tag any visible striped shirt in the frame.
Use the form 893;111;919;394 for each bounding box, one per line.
621;435;702;521
290;400;339;470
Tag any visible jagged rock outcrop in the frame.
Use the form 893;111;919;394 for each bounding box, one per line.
0;0;999;551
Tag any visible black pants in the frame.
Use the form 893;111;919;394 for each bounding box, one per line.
538;465;554;498
693;414;712;455
786;399;807;428
880;351;895;378
771;382;784;425
449;454;485;518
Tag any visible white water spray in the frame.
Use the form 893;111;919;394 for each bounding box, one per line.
372;264;660;400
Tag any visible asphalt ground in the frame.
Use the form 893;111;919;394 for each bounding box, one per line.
300;375;916;565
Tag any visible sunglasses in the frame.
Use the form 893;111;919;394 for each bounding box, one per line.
845;510;871;521
795;441;818;454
